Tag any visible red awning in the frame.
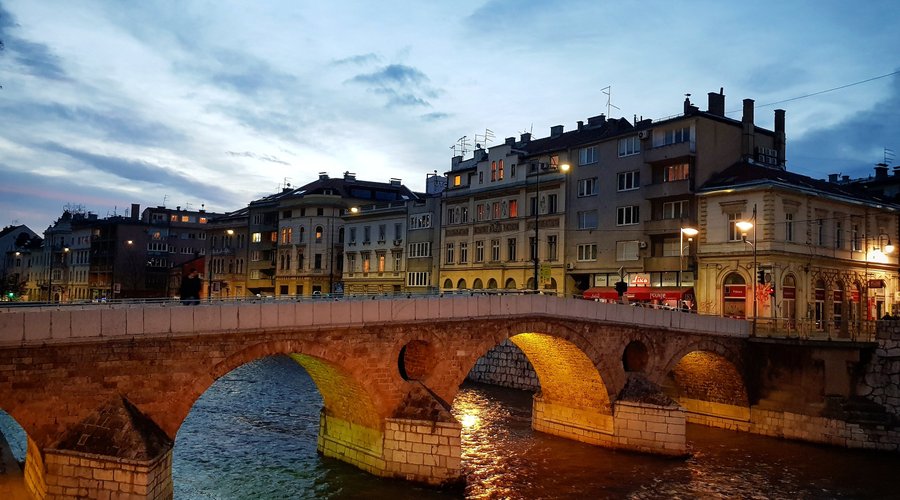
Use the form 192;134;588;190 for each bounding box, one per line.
583;287;694;302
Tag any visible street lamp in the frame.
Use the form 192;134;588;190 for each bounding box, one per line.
736;204;757;335
532;161;570;292
679;227;698;286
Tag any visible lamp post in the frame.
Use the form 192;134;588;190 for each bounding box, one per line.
736;204;757;335
680;227;698;286
532;161;569;292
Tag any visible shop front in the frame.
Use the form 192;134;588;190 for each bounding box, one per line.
582;286;695;310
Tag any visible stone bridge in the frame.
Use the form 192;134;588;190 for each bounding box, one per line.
0;295;889;499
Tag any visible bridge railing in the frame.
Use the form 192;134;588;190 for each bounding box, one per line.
752;317;876;342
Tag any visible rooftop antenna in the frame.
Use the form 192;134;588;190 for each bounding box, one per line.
282;177;292;189
474;128;495;148
450;135;471;157
885;147;896;165
184;203;193;211
602;86;620;118
162;194;169;207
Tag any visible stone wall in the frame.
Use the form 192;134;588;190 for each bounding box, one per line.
382;418;462;486
858;321;900;418
41;448;173;499
467;339;540;391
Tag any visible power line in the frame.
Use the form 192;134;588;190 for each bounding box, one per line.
725;70;900;114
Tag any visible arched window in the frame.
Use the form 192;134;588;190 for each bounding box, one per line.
443;278;453;290
299;227;306;242
315;226;324;243
473;278;483;289
505;278;517;289
833;281;845;332
814;279;826;330
457;278;467;289
782;274;796;329
487;278;498;289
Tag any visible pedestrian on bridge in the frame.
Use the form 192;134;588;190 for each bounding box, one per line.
180;269;202;306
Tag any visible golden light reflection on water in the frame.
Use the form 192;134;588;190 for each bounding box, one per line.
459;413;479;429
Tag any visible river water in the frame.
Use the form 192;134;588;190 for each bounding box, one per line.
3;354;900;498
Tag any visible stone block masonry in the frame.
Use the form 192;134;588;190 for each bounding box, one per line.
382;418;462;486
467;339;540;391
40;448;173;500
859;320;900;418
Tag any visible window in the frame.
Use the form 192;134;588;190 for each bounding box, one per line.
347;253;356;272
491;239;500;261
547;194;558;214
851;223;860;251
662;200;687;219
510;163;516;177
299;227;306;242
461;207;469;223
509;199;518;218
349;227;357;244
378;224;386;242
817;219;825;246
477;204;486;221
491;161;497;182
616;241;640;261
617;205;640;226
362;253;371;273
578;210;598;230
529;236;537;262
453;175;461;187
547;235;558;261
251;250;261;261
507;238;517;261
446;243;455;264
530;196;538;217
617;170;640;191
409;214;432;230
579;146;597;165
281;227;292;244
663;163;689;182
251;232;262;243
728;213;743;241
317;208;324;216
394;223;403;240
658;126;691;146
786;213;795;242
407;272;430;287
408;242;431;257
498;159;505;180
834;221;842;249
315;226;324;243
459;242;468;264
378;253;385;273
577;244;597;261
363;226;371;243
475;240;484;262
479;171;484;184
618;136;640;157
662;237;680;257
393;251;402;271
270;231;278;243
577;178;598;197
492;202;501;219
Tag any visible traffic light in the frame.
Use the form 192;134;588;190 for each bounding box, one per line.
614;281;628;297
757;269;766;284
768;285;776;296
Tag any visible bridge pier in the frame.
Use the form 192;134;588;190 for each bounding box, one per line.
317;412;462;486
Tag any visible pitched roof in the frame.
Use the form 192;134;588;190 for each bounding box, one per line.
699;160;900;208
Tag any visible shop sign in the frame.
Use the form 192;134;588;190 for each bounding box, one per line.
815;288;825;301
630;273;651;287
724;284;746;298
833;290;843;301
868;279;885;289
782;286;795;299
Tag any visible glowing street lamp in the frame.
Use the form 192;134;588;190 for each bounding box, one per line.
679;227;698;286
736;205;757;335
533;162;569;292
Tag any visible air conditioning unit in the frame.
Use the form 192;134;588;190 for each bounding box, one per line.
638;241;648;249
637;129;651;140
566;263;575;270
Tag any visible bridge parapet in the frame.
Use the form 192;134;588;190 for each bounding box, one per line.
0;295;749;345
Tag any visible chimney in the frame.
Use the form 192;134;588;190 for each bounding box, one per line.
318;172;329;180
505;136;515;146
842;175;850;182
774;109;786;167
343;171;356;181
875;163;889;180
707;87;725;116
577;120;584;130
742;98;755;159
550;125;564;137
451;155;462;169
894;167;900;177
131;203;140;220
520;132;531;142
586;114;606;127
683;96;698;114
828;173;839;183
390;178;402;186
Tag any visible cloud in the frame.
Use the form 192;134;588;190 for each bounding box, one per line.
225;151;290;165
421;112;450;122
347;63;440;108
789;71;900;179
172;48;298;97
331;53;380;66
0;3;68;81
39;142;221;198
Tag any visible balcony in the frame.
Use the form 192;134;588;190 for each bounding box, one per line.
642;256;682;272
643;218;686;234
642;179;691;200
642;141;693;164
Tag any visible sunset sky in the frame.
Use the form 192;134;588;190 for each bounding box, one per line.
1;0;898;232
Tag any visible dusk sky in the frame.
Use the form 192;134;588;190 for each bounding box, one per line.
1;0;898;233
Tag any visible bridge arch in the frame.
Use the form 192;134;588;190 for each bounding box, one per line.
658;341;750;421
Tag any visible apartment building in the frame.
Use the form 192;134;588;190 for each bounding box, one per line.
342;201;408;295
0;224;40;300
205;208;249;299
697;161;900;336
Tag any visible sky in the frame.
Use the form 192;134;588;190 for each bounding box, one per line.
1;0;898;233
